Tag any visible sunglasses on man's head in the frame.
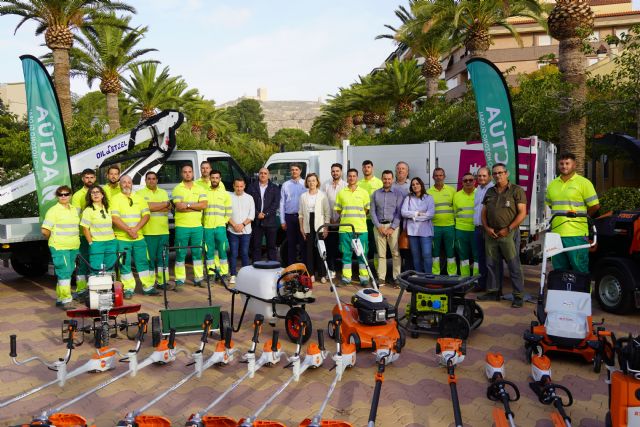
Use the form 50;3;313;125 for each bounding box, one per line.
57;192;70;197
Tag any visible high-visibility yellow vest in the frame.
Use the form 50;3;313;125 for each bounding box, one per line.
81;205;115;242
137;187;170;235
427;184;456;227
335;186;370;233
358;176;383;196
42;203;81;250
111;193;150;241
453;189;476;231
546;174;599;236
204;186;232;229
71;187;89;210
102;184;121;203
172;181;208;228
195;178;226;191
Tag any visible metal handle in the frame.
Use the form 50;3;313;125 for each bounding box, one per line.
9;335;17;358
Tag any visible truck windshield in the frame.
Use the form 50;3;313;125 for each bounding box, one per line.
267;162;307;186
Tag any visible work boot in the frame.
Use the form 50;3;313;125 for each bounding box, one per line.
124;290;134;300
477;291;501;302
194;281;205;288
341;277;351;286
143;288;160;296
72;291;88;302
61;301;76;310
511;297;524;308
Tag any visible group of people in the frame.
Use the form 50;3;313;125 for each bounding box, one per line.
41;152;599;311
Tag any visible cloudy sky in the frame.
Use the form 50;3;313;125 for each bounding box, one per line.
0;0;398;104
1;0;639;105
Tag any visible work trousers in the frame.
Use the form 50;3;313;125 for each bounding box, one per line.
251;223;278;262
50;247;78;304
204;227;229;276
89;239;117;273
552;236;590;273
340;232;369;284
373;224;401;282
229;233;251;276
76;236;90;293
303;212;326;278
409;235;433;274
116;239;155;293
285;213;305;266
456;229;479;277
175;226;204;284
432;225;456;275
485;230;523;297
145;234;169;284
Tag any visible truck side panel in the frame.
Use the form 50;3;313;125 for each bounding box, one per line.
347;144;430;184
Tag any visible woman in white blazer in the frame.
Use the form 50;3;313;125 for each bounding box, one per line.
298;173;330;282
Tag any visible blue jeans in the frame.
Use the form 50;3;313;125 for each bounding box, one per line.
229;233;251;275
409;235;433;274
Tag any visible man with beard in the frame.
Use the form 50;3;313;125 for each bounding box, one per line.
71;168;96;297
102;165;122;202
203;170;232;281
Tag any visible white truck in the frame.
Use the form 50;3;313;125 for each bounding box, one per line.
0;110;248;277
264;137;556;264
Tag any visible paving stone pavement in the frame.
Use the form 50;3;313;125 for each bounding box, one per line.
0;263;638;426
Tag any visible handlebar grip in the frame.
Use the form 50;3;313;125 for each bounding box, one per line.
137;313;150;340
224;327;232;349
252;315;264;344
168;329;177;349
334;320;342;343
297;321;307;347
201;314;213;343
10;335;17;358
271;330;279;352
67;320;78;349
317;329;325;352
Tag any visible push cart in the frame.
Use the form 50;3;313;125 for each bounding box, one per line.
395;271;483;339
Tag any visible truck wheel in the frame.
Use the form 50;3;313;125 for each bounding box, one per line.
595;260;636;314
10;253;48;277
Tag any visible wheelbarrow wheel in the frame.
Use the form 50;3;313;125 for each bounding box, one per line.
219;311;231;341
285;307;312;343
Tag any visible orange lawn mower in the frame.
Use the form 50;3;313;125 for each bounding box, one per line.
603;333;640;427
523;212;613;372
485;353;521;427
316;224;404;363
529;351;574;427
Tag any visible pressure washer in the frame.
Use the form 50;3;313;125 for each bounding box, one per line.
529;351;574;427
485;352;520;427
116;314;236;426
184;314;287;427
238;323;328;427
435;337;466;427
300;314;356;427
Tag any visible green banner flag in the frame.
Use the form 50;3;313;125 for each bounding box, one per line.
466;58;518;183
20;55;73;221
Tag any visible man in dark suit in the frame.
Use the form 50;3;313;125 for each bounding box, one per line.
247;167;281;262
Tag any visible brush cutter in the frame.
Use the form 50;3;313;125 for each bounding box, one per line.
436;337;466;427
300;313;356;427
365;349;396;427
604;333;640;427
239;322;328;427
116;314;236;426
485;352;520;427
185;314;287;427
529;352;573;427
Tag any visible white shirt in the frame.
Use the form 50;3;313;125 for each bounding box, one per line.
474;181;494;226
259;182;267;212
228;192;255;235
307;193;317;212
321;178;347;222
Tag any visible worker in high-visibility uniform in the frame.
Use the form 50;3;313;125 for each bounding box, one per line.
42;185;80;309
336;168;371;285
110;175;157;298
195;161;225;273
71;168;96;297
102;165;121;202
358;160;383;268
427;167;457;275
81;185;117;274
203;170;231;280
545;152;600;273
454;173;479;277
172;164;208;287
137;171;171;286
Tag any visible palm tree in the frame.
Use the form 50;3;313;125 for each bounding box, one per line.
0;0;135;125
372;59;424;127
122;63;186;120
58;15;156;132
414;0;546;58
204;107;234;142
548;0;594;172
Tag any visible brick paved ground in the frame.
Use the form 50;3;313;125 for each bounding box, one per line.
0;263;638;426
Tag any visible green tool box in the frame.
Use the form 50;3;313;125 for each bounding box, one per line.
159;305;221;335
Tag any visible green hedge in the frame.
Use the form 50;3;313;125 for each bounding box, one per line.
599;187;640;213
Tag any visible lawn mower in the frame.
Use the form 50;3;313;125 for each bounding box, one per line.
435;337;466;427
603;333;640;427
184;315;287;427
529;351;574;427
523;212;613;371
395;271;482;339
116;314;235;427
485;352;520;427
300;314;356;427
218;259;315;343
238;323;328;427
13;316;179;427
317;224;404;362
1;320;120;409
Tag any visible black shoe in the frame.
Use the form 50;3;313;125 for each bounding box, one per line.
471;284;486;293
477;292;501;302
144;288;160;296
511;297;523;308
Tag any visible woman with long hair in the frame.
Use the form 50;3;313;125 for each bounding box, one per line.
80;185;117;275
298;173;330;282
401;177;436;273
